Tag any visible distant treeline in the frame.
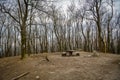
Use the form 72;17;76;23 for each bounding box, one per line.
0;0;120;58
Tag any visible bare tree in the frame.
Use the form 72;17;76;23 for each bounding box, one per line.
85;0;114;52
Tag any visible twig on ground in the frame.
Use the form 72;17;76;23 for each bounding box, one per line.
12;72;30;80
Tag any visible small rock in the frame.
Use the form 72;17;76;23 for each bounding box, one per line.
92;50;99;57
88;55;92;57
49;72;55;74
34;71;37;73
36;76;40;79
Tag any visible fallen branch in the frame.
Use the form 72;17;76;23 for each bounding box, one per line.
12;72;30;80
45;55;49;62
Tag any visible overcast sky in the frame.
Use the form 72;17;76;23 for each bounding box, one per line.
55;0;120;12
114;0;120;11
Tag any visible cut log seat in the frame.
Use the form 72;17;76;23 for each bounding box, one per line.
61;52;67;56
76;53;80;56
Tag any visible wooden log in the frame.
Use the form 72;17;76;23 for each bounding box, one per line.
61;52;66;56
76;53;80;56
12;72;30;80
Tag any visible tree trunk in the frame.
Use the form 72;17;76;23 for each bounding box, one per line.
20;25;27;59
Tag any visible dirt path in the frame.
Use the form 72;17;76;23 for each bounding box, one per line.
0;52;120;80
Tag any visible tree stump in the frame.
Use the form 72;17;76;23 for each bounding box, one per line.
62;52;66;56
76;53;80;56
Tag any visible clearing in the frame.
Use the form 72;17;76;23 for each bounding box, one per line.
0;52;120;80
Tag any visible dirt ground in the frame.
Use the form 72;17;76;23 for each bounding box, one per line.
0;52;120;80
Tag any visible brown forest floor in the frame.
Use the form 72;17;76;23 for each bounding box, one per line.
0;52;120;80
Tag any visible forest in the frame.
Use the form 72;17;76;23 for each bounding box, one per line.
0;0;120;80
0;0;120;58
